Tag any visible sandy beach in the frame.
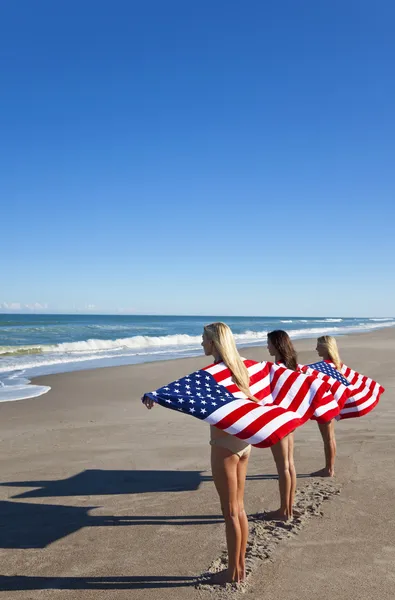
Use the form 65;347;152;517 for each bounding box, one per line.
0;328;394;599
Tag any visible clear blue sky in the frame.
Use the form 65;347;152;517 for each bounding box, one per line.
1;0;394;316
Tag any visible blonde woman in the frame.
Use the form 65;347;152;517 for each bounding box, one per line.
143;322;252;583
315;335;384;474
200;322;253;584
314;336;341;476
201;323;301;578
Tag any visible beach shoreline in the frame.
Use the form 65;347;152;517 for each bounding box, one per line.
28;324;395;391
1;314;394;403
0;327;394;599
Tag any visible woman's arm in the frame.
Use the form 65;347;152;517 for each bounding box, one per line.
141;394;155;409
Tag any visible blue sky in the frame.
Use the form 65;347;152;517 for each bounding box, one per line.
1;0;394;317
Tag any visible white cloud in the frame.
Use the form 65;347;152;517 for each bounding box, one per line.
24;303;48;310
0;302;48;311
1;302;21;310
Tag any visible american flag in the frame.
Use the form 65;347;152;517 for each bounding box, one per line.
208;360;339;423
304;360;384;419
144;359;336;447
300;361;351;414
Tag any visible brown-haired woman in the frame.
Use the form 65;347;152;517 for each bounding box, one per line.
265;330;298;519
268;330;336;478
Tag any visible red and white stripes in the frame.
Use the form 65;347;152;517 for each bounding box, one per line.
336;362;384;419
204;398;303;448
204;359;337;425
298;363;351;420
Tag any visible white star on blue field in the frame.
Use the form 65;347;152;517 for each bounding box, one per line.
147;371;240;419
308;362;350;386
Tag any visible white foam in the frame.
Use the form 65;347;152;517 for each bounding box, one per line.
1;318;394;401
323;318;343;322
0;372;50;403
49;333;202;353
0;333;203;357
369;317;394;322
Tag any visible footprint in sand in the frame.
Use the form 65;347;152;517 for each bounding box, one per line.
197;479;341;593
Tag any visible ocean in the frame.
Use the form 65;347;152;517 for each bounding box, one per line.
1;313;394;403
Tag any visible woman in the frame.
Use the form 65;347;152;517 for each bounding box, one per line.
266;330;298;518
200;322;253;583
308;336;340;477
267;330;337;478
143;322;253;583
316;335;384;420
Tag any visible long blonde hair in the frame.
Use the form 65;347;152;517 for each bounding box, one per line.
317;335;342;370
204;322;258;402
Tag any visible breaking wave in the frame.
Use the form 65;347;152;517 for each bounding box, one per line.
1;317;394;402
1;319;395;368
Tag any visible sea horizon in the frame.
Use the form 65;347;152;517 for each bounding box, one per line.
1;313;394;403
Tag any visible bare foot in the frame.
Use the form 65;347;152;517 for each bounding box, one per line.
239;564;246;582
260;508;290;521
311;468;335;478
208;568;241;585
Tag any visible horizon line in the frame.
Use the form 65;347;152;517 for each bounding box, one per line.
1;312;393;319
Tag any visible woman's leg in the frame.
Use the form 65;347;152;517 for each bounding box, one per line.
236;450;250;580
288;433;296;517
317;420;336;477
211;445;244;583
266;435;292;520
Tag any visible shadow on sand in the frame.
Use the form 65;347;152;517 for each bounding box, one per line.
0;468;314;548
0;574;199;591
1;468;313;499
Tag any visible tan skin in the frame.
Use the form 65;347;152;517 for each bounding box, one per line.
201;331;249;584
266;337;297;519
313;341;336;477
142;331;249;584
